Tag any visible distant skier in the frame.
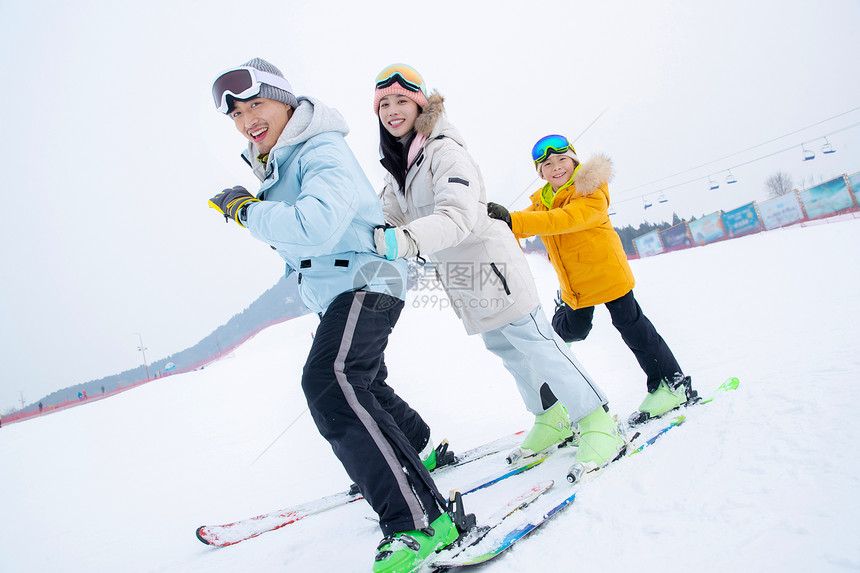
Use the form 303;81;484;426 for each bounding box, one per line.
487;134;698;424
370;64;627;493
207;58;460;572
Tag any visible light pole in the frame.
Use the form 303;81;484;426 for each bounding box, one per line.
135;333;151;382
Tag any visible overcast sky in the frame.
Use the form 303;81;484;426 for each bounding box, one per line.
1;0;859;412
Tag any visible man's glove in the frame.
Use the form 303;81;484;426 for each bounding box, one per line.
209;186;260;228
374;226;418;260
487;202;512;229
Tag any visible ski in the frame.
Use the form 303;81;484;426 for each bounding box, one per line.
431;490;578;570
430;417;678;569
700;376;740;403
459;452;550;496
627;415;685;456
196;490;364;547
427;480;556;570
431;377;740;568
627;376;740;428
198;379;740;547
573;376;739;482
196;430;530;547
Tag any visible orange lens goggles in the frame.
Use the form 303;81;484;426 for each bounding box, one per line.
375;64;427;96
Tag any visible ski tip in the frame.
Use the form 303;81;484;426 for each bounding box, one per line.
195;526;214;546
712;377;740;394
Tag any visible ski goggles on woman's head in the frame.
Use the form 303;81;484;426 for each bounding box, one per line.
374;64;428;97
212;67;295;113
531;134;575;164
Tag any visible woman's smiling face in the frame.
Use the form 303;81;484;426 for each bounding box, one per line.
378;94;420;137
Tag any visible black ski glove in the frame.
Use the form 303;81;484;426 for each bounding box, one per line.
209;186;260;228
487;202;512;229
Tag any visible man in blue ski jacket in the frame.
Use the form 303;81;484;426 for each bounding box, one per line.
207;58;460;572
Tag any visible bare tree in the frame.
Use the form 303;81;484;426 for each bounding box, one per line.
764;171;795;198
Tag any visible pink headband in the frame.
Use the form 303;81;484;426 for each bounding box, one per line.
373;84;429;115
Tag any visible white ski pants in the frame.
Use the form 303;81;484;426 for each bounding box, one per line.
480;305;607;423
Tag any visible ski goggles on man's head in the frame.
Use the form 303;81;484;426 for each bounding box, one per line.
531;134;575;165
375;64;428;97
212;67;295;113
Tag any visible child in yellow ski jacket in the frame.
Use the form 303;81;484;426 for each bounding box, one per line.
488;134;697;425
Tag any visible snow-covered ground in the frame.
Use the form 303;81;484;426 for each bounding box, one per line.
2;219;860;573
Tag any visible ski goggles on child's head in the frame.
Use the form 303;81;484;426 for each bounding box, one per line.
212;67;295;114
375;64;428;97
531;134;575;165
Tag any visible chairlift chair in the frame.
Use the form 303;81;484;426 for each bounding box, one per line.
658;193;668;204
608;206;617;216
822;138;836;154
802;144;815;161
643;198;653;210
726;171;737;184
709;179;720;190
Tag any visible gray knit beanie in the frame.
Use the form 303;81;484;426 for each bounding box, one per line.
239;57;299;109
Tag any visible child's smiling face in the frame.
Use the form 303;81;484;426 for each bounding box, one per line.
539;154;578;190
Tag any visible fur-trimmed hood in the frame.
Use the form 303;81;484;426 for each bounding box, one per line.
570;153;614;196
414;92;448;139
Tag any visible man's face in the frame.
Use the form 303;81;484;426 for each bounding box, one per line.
229;97;293;155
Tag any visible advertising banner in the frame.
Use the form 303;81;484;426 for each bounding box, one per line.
633;230;664;257
660;222;694;250
758;193;805;230
799;176;853;219
689;212;727;246
848;172;860;207
722;202;763;237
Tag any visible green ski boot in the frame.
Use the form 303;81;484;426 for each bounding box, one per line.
372;512;460;573
419;439;456;472
628;375;697;426
506;401;574;464
419;439;438;472
568;405;626;481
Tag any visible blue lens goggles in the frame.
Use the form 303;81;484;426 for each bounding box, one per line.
532;134;574;164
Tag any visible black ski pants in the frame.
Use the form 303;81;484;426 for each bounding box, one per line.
302;290;445;535
551;290;682;392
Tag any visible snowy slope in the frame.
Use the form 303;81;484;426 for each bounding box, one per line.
2;219;860;573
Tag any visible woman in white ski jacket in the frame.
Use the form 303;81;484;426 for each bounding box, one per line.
370;64;626;484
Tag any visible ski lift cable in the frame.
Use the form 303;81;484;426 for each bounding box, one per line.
614;106;860;198
612;121;860;206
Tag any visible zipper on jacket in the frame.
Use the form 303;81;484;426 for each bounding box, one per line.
489;263;511;295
